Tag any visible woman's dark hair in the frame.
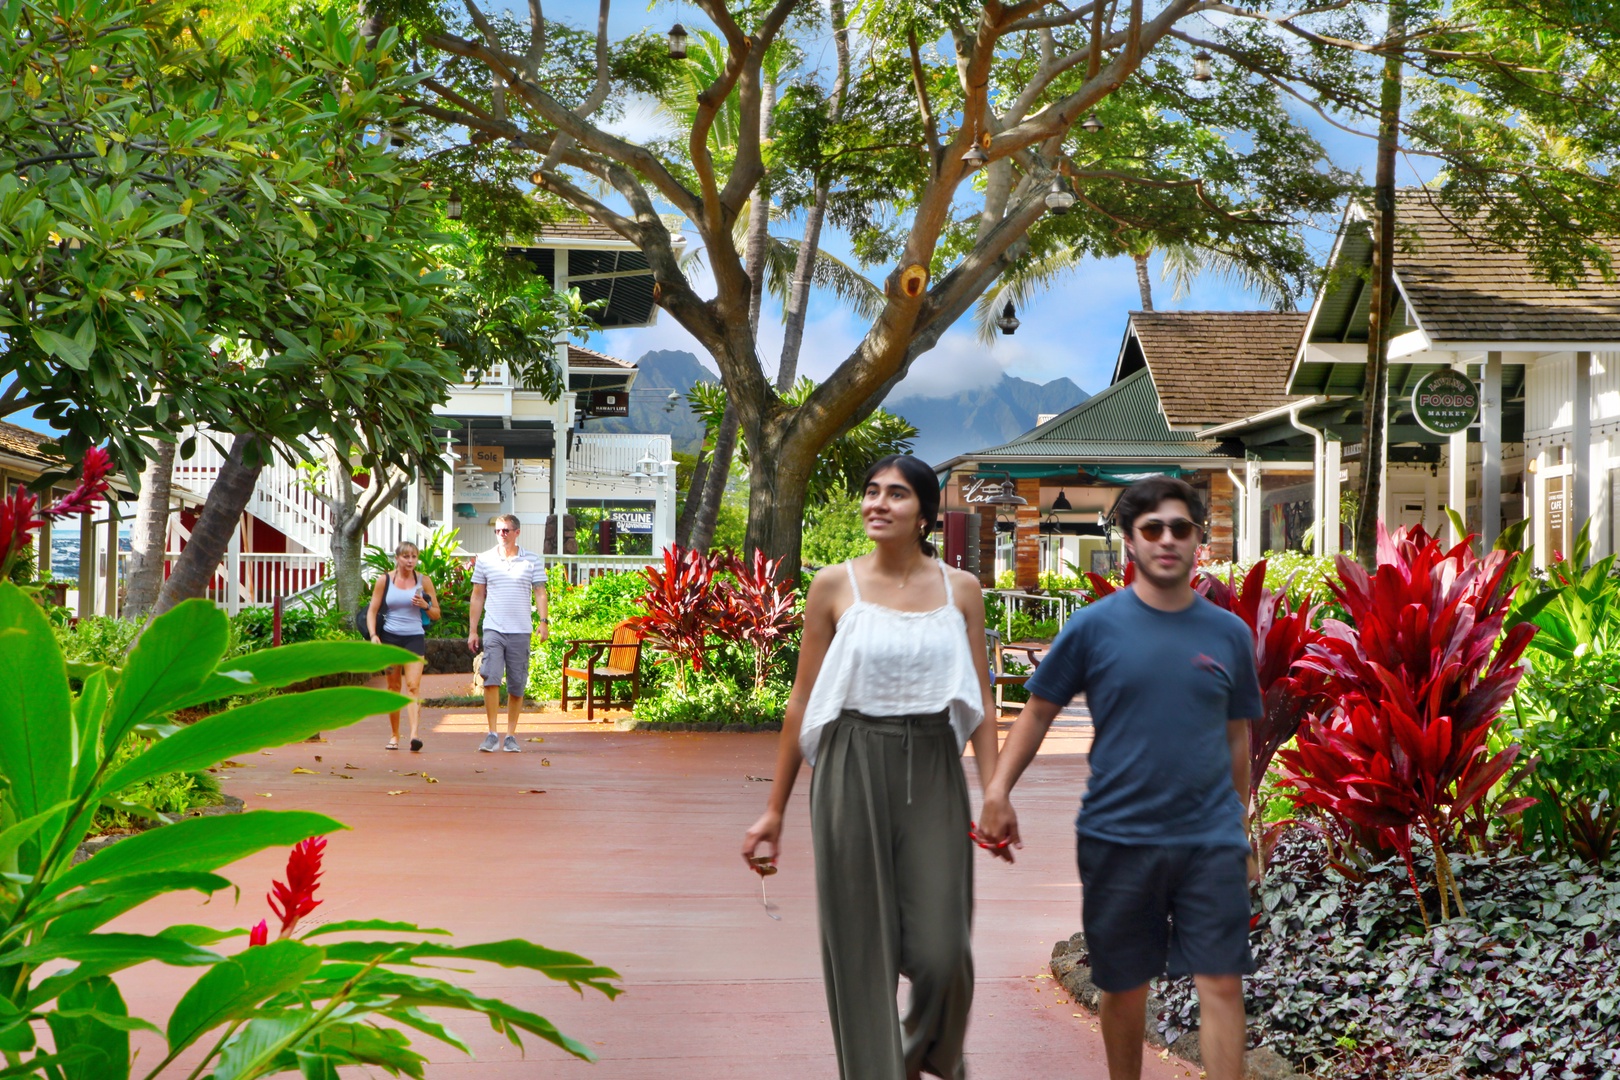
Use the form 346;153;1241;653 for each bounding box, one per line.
1113;476;1205;535
862;454;940;557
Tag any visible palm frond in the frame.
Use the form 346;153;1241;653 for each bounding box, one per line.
1162;241;1293;307
763;236;885;321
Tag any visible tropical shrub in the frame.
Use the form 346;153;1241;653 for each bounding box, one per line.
54;615;141;668
801;490;874;567
718;549;801;691
1278;526;1535;926
635;678;791;728
1194;560;1325;808
630;546;726;685
1511;646;1620;865
1154;827;1620;1078
528;566;652;700
228;605;353;654
0;585;617;1077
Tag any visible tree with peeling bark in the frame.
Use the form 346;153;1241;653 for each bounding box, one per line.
359;0;1620;576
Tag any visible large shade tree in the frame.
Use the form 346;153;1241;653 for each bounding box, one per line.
346;1;1620;574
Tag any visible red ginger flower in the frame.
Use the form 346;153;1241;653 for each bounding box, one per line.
0;485;45;572
267;835;325;938
47;445;112;518
248;919;269;947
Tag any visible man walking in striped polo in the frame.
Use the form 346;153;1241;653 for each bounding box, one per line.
467;514;550;752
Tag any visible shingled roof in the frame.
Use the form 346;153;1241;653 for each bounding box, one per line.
0;420;57;467
1115;311;1308;430
568;344;634;371
537;218;628;244
1389;192;1620;343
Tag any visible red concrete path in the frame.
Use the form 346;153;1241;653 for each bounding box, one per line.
114;694;1196;1079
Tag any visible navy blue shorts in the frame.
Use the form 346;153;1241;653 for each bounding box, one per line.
1076;836;1254;992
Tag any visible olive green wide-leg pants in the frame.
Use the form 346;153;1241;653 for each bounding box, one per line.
810;709;974;1080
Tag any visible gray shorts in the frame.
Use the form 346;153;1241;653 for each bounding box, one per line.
481;629;531;697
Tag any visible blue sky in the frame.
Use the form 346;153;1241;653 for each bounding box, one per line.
7;2;1418;438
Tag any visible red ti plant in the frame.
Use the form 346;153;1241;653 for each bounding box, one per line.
1194;561;1326;813
1276;524;1537;927
631;545;724;688
0;446;112;580
718;548;802;691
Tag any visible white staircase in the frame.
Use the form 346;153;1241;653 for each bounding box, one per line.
170;432;437;609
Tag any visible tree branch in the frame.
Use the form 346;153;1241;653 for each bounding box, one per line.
908;29;942;176
540;0;612;173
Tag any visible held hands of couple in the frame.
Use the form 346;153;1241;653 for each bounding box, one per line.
974;792;1021;864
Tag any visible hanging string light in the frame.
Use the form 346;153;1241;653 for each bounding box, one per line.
996;301;1021;336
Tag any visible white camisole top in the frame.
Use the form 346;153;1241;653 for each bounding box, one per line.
798;560;985;765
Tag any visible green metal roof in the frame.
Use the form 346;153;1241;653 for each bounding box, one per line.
959;368;1229;462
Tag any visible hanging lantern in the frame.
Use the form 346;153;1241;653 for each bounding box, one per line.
996;301;1021;336
1192;50;1214;82
664;390;680;414
446;191;463;220
668;22;688;59
962;141;988;170
1044;176;1075;215
1052;489;1072;512
1081;112;1104;134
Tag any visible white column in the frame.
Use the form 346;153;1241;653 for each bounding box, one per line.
440;450;456;530
78;512;96;619
225;517;242;616
653;459;678;556
1322;439;1342;556
1574;350;1592;553
1481;351;1503;548
1532;448;1549;570
1447;361;1469;547
1243;459;1263;561
405;468;420;529
103;503;119;617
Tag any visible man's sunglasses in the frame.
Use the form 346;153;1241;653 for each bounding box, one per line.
1135;518;1199;542
493;527;516;534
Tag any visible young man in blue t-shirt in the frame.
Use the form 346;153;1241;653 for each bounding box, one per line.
979;476;1261;1080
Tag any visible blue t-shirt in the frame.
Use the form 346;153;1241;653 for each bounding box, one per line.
1025;588;1263;849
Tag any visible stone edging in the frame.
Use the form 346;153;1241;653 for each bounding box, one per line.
1050;934;1305;1080
614;719;783;733
72;794;246;865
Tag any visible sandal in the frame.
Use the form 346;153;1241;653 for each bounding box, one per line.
409;738;423;752
385;738;399;750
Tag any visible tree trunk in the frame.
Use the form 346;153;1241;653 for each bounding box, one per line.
743;415;814;582
675;447;710;548
123;436;175;620
1134;251;1154;311
689;405;739;552
1356;0;1405;570
323;454;367;619
154;433;265;614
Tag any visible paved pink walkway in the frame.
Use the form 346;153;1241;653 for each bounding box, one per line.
114;692;1196;1078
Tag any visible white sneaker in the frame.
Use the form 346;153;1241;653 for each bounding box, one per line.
477;733;500;753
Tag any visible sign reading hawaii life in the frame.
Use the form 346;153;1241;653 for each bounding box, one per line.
1411;369;1480;436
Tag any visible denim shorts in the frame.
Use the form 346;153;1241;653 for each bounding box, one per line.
481;629;531;697
1076;836;1254;992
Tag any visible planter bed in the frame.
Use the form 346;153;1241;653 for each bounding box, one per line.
614;718;782;732
1056;827;1620;1079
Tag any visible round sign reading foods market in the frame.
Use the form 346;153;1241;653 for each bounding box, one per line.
1411;369;1480;436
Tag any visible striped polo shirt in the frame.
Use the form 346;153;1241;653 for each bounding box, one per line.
472;545;545;635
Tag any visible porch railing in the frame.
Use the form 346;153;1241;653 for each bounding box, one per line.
546;553;654;586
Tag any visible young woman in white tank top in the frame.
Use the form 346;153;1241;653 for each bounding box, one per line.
743;455;1005;1080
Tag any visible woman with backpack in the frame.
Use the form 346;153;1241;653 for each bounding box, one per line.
365;540;440;751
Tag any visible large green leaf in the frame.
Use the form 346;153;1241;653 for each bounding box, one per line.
26;871;233;938
0;798;80;868
0;586;73;826
105;599;228;748
298;1023;427;1079
358;971;598;1062
316;939;620;997
212;1014;304;1080
166;939;325;1058
300;919;448;937
0;932;221;969
95;687;407;797
38;810;343;906
169;641;420;711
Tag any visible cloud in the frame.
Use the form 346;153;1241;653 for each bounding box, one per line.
890;331;1016;400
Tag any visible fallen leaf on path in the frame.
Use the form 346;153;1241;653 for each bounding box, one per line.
526;737;544;743
290;767;318;775
218;760;247;769
745;775;772;782
400;771;418;777
343;763;363;770
386;790;407;796
314;756;323;762
540;759;550;766
520;789;546;794
332;773;354;780
421;774;438;783
255;793;272;798
474;769;485;773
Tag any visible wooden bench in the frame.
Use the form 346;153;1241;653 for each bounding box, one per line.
986;630;1044;713
561;621;643;721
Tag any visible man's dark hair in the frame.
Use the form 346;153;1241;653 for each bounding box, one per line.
862;454;940;557
1113;476;1205;535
